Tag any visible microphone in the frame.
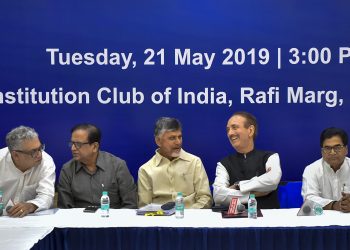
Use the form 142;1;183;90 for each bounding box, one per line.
297;199;322;216
237;204;245;213
302;205;311;214
297;200;314;216
161;202;175;210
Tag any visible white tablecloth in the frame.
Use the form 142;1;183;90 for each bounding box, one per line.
1;208;350;249
0;227;53;250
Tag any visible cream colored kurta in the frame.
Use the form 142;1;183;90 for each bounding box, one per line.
138;149;212;208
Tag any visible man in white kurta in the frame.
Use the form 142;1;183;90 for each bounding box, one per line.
0;126;55;217
302;127;350;212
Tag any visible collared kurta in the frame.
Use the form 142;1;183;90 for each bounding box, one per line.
302;157;350;207
58;151;137;209
0;147;56;211
138;149;212;208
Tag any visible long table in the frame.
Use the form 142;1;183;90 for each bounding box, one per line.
1;208;350;250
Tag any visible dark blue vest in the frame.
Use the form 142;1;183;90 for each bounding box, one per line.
220;149;280;209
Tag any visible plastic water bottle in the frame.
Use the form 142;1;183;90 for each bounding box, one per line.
100;191;110;218
175;192;184;219
248;194;257;219
0;190;3;216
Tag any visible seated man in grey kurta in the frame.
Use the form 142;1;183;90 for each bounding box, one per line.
58;124;137;209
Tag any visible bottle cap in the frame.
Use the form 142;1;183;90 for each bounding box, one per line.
313;203;323;215
177;192;183;196
249;194;255;198
102;191;108;196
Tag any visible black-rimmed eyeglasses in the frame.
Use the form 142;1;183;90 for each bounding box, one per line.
68;141;90;149
14;144;45;158
322;145;345;154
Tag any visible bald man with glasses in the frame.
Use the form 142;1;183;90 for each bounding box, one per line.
57;124;137;209
0;126;56;217
302;127;350;212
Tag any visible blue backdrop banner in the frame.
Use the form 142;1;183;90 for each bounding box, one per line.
0;1;349;182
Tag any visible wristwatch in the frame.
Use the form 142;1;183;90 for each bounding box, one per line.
234;181;240;190
331;201;337;210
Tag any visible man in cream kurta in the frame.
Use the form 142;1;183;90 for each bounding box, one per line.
138;117;212;208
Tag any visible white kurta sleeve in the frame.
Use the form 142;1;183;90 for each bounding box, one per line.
27;154;56;211
213;162;249;205
302;164;333;207
239;153;282;193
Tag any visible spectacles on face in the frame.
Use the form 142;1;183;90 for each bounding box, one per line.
15;144;45;158
68;141;90;149
322;144;345;154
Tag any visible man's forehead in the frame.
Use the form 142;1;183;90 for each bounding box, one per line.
72;129;89;138
323;135;343;146
227;115;246;126
20;137;40;149
162;130;182;136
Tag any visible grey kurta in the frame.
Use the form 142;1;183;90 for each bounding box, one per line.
58;151;137;209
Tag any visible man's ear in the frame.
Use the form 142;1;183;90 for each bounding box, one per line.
10;151;19;161
248;125;255;138
92;142;99;152
155;136;161;147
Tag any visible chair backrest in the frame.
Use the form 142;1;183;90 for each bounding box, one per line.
278;181;303;208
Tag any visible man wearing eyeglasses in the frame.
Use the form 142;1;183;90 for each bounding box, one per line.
57;123;137;209
302;127;350;212
0;126;56;217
